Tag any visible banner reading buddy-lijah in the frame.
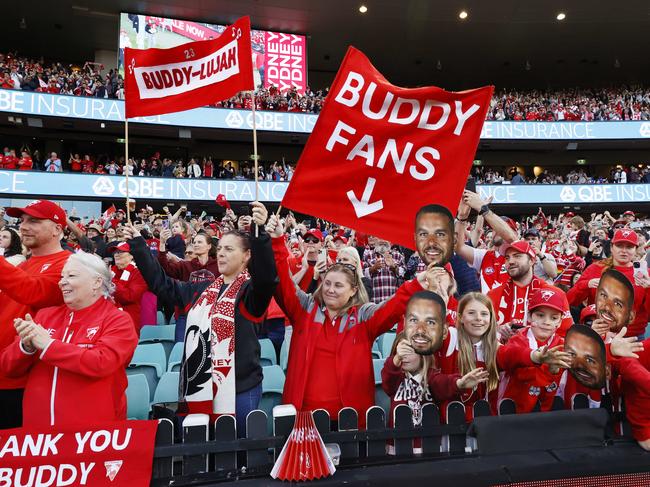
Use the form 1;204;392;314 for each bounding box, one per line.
282;46;493;249
0;420;157;487
124;16;253;118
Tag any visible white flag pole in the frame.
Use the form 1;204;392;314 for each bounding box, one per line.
251;89;260;236
125;118;132;224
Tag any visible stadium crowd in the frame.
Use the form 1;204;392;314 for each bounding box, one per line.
0;194;649;452
3;143;650;186
2;51;650;120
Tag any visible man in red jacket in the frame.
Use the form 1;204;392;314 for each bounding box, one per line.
488;240;573;341
0;200;71;429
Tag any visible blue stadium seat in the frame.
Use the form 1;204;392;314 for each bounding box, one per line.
259;338;277;367
140;325;176;341
126;374;150;420
373;358;385;385
156;311;167;326
153;372;180;404
139;325;176;358
262;365;285;393
167;342;184;372
128;343;167;400
372;339;382;359
130;343;166;377
279;337;290;371
380;332;397;359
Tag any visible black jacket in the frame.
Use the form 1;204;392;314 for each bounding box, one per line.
128;227;278;393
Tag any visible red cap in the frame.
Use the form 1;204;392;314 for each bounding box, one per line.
565;212;575;218
333;235;348;244
623;210;635;216
504;240;536;260
612;229;638;246
304;229;323;242
528;287;567;314
6;200;66;225
290;242;301;249
215;194;231;210
579;304;597;323
110;242;131;253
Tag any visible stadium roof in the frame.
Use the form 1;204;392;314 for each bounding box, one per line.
1;0;649;90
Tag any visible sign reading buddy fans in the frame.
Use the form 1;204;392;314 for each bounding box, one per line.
0;420;157;486
124;16;253;118
282;47;493;248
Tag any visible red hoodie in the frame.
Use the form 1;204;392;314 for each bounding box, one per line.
566;262;650;337
0;297;138;427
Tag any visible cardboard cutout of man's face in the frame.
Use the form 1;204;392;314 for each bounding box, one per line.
595;273;635;333
415;211;454;266
564;325;608;390
403;298;445;356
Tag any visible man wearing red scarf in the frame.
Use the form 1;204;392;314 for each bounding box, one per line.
488;240;573;341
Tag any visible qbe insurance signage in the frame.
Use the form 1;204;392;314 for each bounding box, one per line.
478;184;650;205
0;171;289;202
1;89;650;139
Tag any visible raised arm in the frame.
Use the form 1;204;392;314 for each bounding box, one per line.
123;225;197;308
267;215;313;327
238;203;278;320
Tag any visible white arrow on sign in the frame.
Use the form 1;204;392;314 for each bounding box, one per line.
346;177;384;218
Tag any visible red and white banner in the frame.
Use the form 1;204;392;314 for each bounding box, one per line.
124;16;254;118
282;47;493;249
0;420;158;486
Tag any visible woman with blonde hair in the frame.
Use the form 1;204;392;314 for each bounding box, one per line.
266;215;430;425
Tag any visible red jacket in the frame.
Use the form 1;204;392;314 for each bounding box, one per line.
158;251;220;282
0;297;138;427
566;262;649;337
0;250;70;390
112;264;149;332
498;327;564;413
273;237;423;425
613;338;650;442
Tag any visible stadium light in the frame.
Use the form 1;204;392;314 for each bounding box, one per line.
359;5;368;13
459;10;468;20
556;12;566;21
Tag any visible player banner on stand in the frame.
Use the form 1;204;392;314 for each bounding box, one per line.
124;16;254;118
282;46;493;249
0;420;158;487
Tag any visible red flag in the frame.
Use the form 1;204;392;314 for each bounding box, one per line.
281;47;493;249
215;194;231;210
102;204;116;220
124;16;254;118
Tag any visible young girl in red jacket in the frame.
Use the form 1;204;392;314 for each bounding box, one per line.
498;287;573;413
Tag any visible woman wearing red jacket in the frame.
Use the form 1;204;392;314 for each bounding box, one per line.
111;242;149;333
567;229;650;337
266;215;427;425
158;232;220;281
0;252;138;427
